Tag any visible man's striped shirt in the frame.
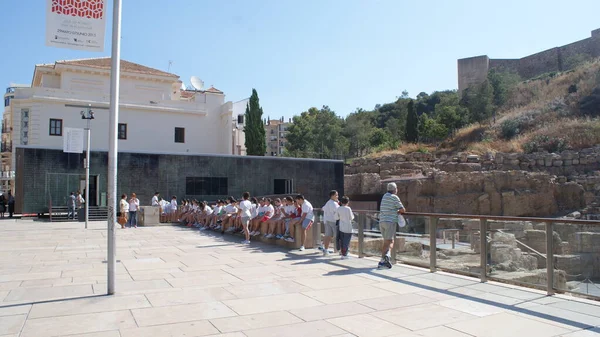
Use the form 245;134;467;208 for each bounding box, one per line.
379;193;404;223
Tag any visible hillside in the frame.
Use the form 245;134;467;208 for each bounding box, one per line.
372;58;600;158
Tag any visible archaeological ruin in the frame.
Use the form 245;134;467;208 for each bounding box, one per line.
344;146;600;297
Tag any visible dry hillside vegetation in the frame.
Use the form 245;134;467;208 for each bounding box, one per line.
387;59;600;157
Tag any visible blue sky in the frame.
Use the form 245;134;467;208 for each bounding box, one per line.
2;0;600;119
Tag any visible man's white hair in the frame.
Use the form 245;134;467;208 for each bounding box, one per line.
387;182;397;192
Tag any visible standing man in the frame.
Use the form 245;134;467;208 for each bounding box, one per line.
67;192;76;220
152;192;160;206
378;182;405;270
321;190;339;256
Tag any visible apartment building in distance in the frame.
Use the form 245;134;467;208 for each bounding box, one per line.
265;117;291;156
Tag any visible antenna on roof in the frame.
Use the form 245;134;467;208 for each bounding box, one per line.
168;60;173;72
190;76;204;91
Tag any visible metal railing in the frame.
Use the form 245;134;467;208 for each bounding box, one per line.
313;209;600;301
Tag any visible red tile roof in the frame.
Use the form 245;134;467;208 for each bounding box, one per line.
54;57;179;78
205;86;223;94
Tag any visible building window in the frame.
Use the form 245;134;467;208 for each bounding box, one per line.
4;96;11;107
21;109;30;145
274;179;293;194
174;127;185;143
185;177;227;195
118;123;127;140
49;118;62;136
237;115;244;124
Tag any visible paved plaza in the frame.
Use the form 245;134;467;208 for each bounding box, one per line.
0;220;599;337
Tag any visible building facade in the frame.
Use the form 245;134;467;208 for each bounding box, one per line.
265;117;291;156
1;85;26;194
7;58;344;213
16;148;344;214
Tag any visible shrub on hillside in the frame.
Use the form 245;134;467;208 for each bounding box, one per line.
499;110;542;140
579;86;600;117
523;135;569;154
500;119;520;139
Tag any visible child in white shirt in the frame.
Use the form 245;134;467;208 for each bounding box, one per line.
336;196;355;259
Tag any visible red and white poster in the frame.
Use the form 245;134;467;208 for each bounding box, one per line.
46;0;107;52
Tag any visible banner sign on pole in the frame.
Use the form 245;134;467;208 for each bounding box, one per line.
63;128;84;153
46;0;107;52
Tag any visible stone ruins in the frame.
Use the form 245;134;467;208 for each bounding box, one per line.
345;146;600;296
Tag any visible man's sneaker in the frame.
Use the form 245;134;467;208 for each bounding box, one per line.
299;246;305;251
266;234;274;239
317;246;324;251
341;255;348;260
285;237;295;243
241;240;250;244
382;256;392;269
323;250;330;257
275;234;282;240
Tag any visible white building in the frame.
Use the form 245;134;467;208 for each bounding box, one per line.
2;84;27;194
232;98;248;156
4;57;245;190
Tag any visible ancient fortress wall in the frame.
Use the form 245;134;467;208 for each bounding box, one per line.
457;29;600;91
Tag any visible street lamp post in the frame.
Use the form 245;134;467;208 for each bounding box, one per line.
81;105;95;229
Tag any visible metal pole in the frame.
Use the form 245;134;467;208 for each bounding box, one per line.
107;0;122;296
546;222;555;295
429;217;437;273
357;213;364;258
85;119;90;229
480;219;488;282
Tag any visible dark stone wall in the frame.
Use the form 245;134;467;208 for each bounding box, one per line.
15;148;344;214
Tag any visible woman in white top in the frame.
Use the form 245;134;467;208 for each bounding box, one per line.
169;196;178;222
127;192;140;228
119;194;128;229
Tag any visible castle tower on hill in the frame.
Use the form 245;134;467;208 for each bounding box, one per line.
457;28;600;92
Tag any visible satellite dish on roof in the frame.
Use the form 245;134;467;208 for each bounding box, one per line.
190;76;204;91
180;82;186;91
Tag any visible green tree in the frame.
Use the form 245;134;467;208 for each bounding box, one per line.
405;99;419;143
434;92;469;135
244;89;267;155
420;114;448;144
344;109;376;157
284;106;348;159
487;69;520;108
461;81;495;124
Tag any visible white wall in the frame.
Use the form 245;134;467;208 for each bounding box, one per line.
12;99;230;154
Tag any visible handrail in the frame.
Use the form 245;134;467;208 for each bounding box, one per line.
345;210;600;225
318;208;600;301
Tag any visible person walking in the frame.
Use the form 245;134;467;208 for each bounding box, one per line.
0;194;5;218
67;192;76;220
7;192;15;218
127;193;140;228
378;182;406;270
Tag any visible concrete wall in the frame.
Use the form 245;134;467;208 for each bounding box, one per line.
458;28;600;91
14;148;345;214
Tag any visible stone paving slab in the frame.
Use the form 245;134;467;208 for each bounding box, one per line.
0;219;599;337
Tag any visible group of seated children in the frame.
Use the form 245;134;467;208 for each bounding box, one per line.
169;191;355;256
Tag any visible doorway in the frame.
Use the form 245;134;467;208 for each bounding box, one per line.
274;179;294;195
79;175;98;206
